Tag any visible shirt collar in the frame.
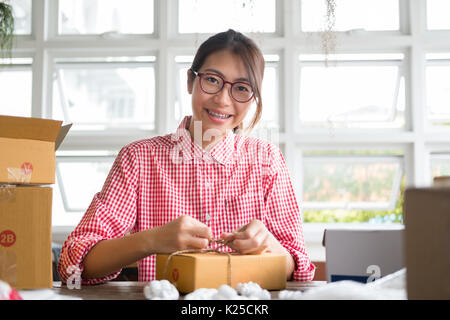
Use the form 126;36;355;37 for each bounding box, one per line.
172;116;235;165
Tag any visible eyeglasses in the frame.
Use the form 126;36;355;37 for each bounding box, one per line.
190;69;254;103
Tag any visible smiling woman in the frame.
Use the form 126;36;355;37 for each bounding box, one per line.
58;29;316;286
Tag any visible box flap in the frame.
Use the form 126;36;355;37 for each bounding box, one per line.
55;123;72;150
0;115;62;143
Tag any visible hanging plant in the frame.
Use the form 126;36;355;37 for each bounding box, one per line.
321;0;336;66
0;1;15;59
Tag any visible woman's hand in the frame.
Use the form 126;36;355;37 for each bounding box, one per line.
146;215;212;254
219;219;277;254
220;219;296;280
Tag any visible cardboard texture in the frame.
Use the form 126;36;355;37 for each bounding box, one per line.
0;186;53;289
0;115;71;184
323;227;404;283
404;187;450;300
156;252;287;294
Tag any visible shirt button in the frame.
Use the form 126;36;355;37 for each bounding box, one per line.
205;214;212;221
205;181;211;188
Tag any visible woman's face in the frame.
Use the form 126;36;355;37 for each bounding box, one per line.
188;50;254;144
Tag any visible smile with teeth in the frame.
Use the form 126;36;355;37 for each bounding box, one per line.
206;109;232;119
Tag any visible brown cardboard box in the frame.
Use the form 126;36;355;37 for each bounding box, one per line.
0;186;53;289
0;115;71;184
156;252;287;294
404;187;450;300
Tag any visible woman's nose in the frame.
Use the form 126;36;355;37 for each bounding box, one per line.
214;83;233;106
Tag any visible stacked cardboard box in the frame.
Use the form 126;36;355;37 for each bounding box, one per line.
0;115;70;289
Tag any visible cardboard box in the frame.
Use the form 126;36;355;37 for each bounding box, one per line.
404;187;450;300
322;226;405;283
0;186;53;289
156;252;287;294
0;115;71;184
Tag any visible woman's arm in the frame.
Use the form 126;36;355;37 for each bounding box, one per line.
81;215;212;280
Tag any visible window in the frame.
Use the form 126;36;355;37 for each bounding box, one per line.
427;0;450;30
298;54;405;129
56;154;115;212
5;1;450;231
10;0;32;35
300;0;399;32
426;53;450;127
178;0;276;34
0;58;32;117
52;56;156;131
58;0;154;35
430;153;450;181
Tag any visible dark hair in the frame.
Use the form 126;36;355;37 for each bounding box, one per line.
189;29;265;133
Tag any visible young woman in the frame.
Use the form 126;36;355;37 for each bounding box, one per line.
58;29;316;284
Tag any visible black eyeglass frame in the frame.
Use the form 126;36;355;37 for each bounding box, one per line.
190;68;255;103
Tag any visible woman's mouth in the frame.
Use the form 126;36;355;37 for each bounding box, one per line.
205;109;233;123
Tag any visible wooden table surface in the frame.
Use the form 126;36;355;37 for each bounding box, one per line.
52;281;327;300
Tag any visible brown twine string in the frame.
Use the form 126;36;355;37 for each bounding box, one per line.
162;239;234;286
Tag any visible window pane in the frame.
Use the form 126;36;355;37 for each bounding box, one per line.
430;154;450;182
427;0;450;30
52;58;155;130
178;0;275;33
299;54;405;129
302;156;402;211
10;0;32;35
0;59;32;117
58;0;154;34
174;55;279;132
426;56;450;125
56;158;114;212
301;0;399;32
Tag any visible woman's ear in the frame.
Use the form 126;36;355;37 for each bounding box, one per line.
187;69;193;94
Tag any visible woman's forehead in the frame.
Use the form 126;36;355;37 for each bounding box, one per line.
200;50;248;81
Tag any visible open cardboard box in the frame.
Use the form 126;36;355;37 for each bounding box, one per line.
0;115;71;185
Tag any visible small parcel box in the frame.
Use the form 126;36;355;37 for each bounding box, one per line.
156;252;287;294
323;226;405;283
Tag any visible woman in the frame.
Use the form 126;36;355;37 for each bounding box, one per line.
58;29;315;284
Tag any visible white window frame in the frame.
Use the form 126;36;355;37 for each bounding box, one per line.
6;1;450;253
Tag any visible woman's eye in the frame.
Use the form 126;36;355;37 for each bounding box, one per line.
236;85;250;92
206;76;220;84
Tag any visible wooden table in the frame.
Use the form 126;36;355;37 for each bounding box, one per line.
52;281;327;300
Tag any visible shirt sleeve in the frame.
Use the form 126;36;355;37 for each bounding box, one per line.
58;145;140;285
263;144;316;282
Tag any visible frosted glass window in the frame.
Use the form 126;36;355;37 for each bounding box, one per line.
52;57;155;131
426;55;450;125
0;58;32;117
10;0;32;35
58;0;154;34
178;0;276;33
56;157;114;212
299;54;405;129
301;0;399;32
427;0;450;30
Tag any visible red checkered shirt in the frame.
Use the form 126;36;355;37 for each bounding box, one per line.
58;116;316;284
